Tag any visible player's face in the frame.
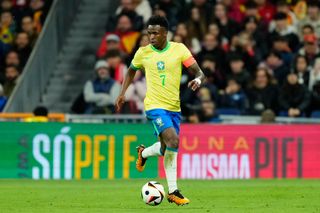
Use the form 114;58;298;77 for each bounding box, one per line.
147;25;167;48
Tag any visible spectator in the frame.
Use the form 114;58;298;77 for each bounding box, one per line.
1;10;15;34
0;0;13;13
293;0;307;21
261;51;289;86
208;22;222;41
0;11;15;47
201;55;226;89
269;0;298;32
268;12;300;52
227;53;251;88
130;31;149;62
13;31;31;67
96;33;128;60
279;73;311;117
133;0;152;24
186;6;207;41
197;33;225;68
153;0;183;31
105;50;128;84
243;1;260;20
299;24;315;42
181;84;218;117
3;65;20;97
111;0;144;31
218;78;248;113
186;109;200;123
5;50;20;67
125;70;146;113
83;61;121;114
27;0;45;33
98;14;140;57
172;34;182;43
0;83;6;111
222;0;246;24
212;3;240;41
21;16;38;47
260;109;276;123
309;57;320;91
174;22;201;54
24;106;49;122
254;0;276;25
298;33;320;65
227;32;258;73
298;1;320;38
246;67;278;115
271;36;293;66
294;55;310;87
115;0;151;24
185;0;212;25
0;50;20;83
242;16;268;60
199;97;222;123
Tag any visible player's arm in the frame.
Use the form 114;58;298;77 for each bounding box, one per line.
115;67;136;112
186;62;205;91
180;43;205;91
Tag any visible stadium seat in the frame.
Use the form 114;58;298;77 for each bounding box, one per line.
216;108;241;115
311;111;320;118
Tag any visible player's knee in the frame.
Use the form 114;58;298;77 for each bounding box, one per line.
165;136;179;149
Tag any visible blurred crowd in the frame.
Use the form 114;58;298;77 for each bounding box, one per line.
82;0;320;122
0;0;52;111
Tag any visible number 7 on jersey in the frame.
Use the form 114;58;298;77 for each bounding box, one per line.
160;74;166;86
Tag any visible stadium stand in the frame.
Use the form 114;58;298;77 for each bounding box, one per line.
2;0;320;123
0;0;52;94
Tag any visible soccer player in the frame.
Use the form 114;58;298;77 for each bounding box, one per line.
115;15;205;206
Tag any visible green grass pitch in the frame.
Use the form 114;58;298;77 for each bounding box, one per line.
0;179;319;213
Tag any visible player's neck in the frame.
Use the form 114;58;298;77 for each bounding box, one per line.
152;41;168;50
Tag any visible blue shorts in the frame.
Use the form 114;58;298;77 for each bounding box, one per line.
145;109;181;136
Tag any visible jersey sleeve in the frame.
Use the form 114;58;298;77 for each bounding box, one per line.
180;43;196;68
130;48;143;71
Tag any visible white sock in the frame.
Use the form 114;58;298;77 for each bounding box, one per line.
164;148;178;193
142;142;162;158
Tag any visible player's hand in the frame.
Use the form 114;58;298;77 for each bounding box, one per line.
115;95;125;112
188;79;201;91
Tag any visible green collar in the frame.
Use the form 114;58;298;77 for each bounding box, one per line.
151;42;170;53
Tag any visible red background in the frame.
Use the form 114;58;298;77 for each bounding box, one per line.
159;125;320;179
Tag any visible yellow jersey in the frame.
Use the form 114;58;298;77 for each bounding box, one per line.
130;42;195;112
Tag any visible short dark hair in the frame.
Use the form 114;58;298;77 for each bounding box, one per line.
302;24;315;32
245;1;258;9
267;50;282;60
33;106;48;116
273;12;287;21
228;53;243;63
147;15;169;30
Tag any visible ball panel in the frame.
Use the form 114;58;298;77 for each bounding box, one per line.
141;181;165;206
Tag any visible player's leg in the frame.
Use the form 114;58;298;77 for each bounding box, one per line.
160;127;190;205
141;139;164;158
136;140;163;172
136;110;166;172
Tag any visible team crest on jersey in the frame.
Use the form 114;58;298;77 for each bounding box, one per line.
155;117;164;127
156;61;165;71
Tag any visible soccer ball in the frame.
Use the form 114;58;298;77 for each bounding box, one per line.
141;181;165;206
